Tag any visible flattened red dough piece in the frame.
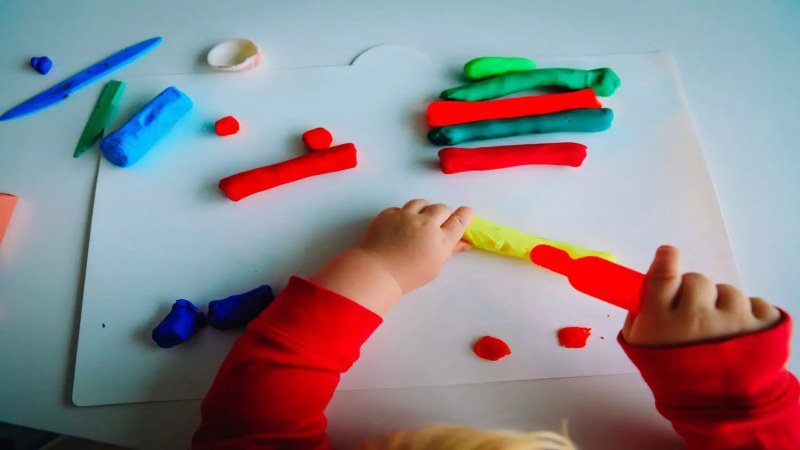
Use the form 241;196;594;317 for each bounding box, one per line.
473;335;511;361
426;88;602;127
302;127;334;151
438;142;587;174
557;327;592;348
219;143;357;201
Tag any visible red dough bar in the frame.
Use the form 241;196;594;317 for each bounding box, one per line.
438;142;587;174
219;143;357;201
426;88;601;127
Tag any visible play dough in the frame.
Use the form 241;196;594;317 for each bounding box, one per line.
438;142;587;174
464;217;616;262
557;327;592;348
30;56;53;75
426;88;601;127
441;68;621;101
463;57;536;80
219;142;357;201
0;193;18;246
208;285;275;330
99;86;193;167
302;127;334;151
428;108;613;145
151;299;207;348
214;116;240;136
530;245;644;313
473;336;512;361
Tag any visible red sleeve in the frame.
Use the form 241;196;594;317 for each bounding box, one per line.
192;276;383;450
620;311;800;449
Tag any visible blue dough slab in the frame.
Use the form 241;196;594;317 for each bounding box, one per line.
152;299;207;348
428;108;614;146
100;86;192;167
208;285;275;330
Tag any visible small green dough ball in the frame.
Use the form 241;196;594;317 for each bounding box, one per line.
464;57;536;80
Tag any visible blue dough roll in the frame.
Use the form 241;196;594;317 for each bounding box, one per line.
100;86;192;167
208;285;275;330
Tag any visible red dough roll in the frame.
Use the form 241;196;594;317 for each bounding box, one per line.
426;88;602;127
219;143;357;201
438;142;587;174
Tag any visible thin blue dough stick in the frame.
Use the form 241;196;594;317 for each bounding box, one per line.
0;37;162;121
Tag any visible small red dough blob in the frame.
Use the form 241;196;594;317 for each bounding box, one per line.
473;336;511;361
557;327;592;348
302;127;333;151
215;116;240;136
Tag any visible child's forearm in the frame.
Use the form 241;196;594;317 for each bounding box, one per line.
310;247;403;317
620;312;800;449
193;277;382;449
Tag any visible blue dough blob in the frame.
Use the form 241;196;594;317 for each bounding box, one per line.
100;86;192;167
30;56;53;74
208;285;275;330
152;299;207;348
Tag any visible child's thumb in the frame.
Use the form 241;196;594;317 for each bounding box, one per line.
642;245;682;309
441;206;474;246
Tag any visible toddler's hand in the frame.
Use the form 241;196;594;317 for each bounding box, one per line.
622;245;781;346
357;199;474;293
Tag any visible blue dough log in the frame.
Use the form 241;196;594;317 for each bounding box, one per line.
99;86;192;167
208;285;275;330
151;299;207;348
428;108;614;146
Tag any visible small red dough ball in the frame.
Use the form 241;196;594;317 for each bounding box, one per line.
473;336;511;361
302;127;333;151
557;327;592;348
215;116;240;136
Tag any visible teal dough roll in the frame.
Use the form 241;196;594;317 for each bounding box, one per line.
428;108;613;145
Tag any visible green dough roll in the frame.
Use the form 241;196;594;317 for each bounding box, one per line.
441;68;621;101
464;57;536;80
428;108;613;146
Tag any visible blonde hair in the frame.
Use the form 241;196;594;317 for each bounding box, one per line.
356;423;577;450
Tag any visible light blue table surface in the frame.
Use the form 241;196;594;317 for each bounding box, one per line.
1;1;798;449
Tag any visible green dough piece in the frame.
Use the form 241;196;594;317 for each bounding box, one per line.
74;80;126;158
441;68;621;101
428;108;613;146
464;57;536;80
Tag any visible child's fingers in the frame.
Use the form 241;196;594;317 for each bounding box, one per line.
441;206;474;246
750;297;781;323
402;199;428;213
676;273;717;312
420;203;453;224
453;240;472;254
714;283;749;312
642;245;682;310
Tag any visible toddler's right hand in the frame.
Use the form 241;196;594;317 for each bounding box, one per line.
622;246;781;346
357;199;473;294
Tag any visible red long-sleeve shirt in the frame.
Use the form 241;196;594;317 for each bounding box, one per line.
193;276;800;449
